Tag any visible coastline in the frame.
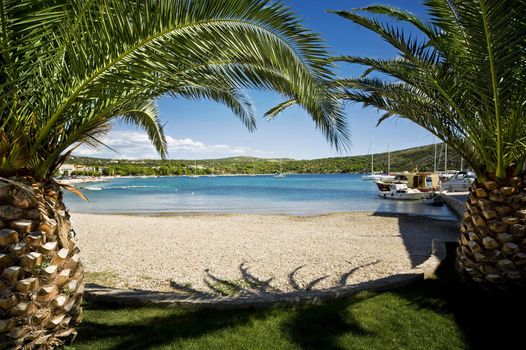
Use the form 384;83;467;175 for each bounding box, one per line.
56;172;367;185
70;209;459;221
72;211;459;294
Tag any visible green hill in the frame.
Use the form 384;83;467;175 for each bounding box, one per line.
65;143;464;176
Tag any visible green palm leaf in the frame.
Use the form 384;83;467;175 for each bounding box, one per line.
331;0;526;179
1;0;348;178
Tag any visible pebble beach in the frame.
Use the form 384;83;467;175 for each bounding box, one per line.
72;212;459;295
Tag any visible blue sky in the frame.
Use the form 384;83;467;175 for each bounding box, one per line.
75;0;437;160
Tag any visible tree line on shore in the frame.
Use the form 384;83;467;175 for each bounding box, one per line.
67;143;463;176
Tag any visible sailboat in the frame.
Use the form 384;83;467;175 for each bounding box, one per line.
274;159;286;178
361;138;383;180
209;161;217;177
189;161;200;178
248;162;257;176
437;143;454;182
378;141;395;181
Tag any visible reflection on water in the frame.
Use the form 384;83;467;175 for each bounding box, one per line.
63;174;457;220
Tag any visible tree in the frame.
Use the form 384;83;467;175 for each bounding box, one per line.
0;0;348;347
331;0;526;288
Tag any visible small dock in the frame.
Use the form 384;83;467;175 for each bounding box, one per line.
440;192;468;219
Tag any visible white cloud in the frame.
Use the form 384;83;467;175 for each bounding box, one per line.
73;148;101;156
72;130;272;159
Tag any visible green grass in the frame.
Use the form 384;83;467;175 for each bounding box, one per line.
69;246;525;349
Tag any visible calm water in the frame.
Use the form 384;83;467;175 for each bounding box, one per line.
63;174;456;220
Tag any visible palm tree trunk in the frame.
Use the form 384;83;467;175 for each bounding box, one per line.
0;177;83;349
457;178;526;288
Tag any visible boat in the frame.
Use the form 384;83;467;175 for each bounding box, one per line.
440;171;476;192
374;174;408;191
248;162;257;176
362;138;380;180
274;160;286;178
381;141;394;181
378;183;427;200
375;172;440;193
379;174;395;181
422;192;445;206
361;173;383;181
363;141;395;181
209;161;217;177
189;161;200;178
81;186;103;191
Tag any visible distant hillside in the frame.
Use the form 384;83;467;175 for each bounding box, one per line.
65;143;464;176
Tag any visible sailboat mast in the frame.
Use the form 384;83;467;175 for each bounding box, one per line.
371;137;374;173
387;141;391;174
444;143;448;172
434;141;437;173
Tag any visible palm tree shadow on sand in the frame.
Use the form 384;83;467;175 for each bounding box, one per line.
169;260;381;297
78;244;525;350
167;212;458;298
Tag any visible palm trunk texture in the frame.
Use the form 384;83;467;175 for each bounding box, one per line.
0;177;83;349
457;178;526;288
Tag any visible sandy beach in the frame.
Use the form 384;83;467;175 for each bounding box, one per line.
71;212;459;295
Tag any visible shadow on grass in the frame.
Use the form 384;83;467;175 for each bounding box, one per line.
77;244;525;349
389;242;526;349
281;298;373;350
77;296;373;350
76;303;271;350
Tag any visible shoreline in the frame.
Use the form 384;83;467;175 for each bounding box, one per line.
70;209;459;221
56;172;367;185
72;212;459;294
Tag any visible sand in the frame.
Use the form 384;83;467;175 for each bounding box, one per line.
71;212;459;295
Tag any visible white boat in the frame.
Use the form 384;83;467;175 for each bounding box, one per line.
373;174;408;191
362;138;379;180
362;138;393;181
361;173;383;181
378;183;427;200
440;171;476;192
189;161;200;177
209;162;217;177
274;160;286;178
379;174;395;181
422;193;445;206
81;186;104;191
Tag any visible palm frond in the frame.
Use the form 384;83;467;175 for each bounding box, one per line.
332;0;526;179
1;0;349;178
264;99;298;120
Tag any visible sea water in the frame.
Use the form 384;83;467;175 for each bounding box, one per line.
62;174;456;220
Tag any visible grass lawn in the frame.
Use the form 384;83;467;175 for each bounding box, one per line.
68;245;525;349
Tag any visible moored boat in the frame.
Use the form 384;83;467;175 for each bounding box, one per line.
81;186;104;191
378;183;427;200
361;172;383;181
376;172;440;192
422;193;445;206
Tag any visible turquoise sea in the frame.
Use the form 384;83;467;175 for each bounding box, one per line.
63;174;456;220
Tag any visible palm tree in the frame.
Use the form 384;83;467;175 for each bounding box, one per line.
0;0;348;347
330;0;526;288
